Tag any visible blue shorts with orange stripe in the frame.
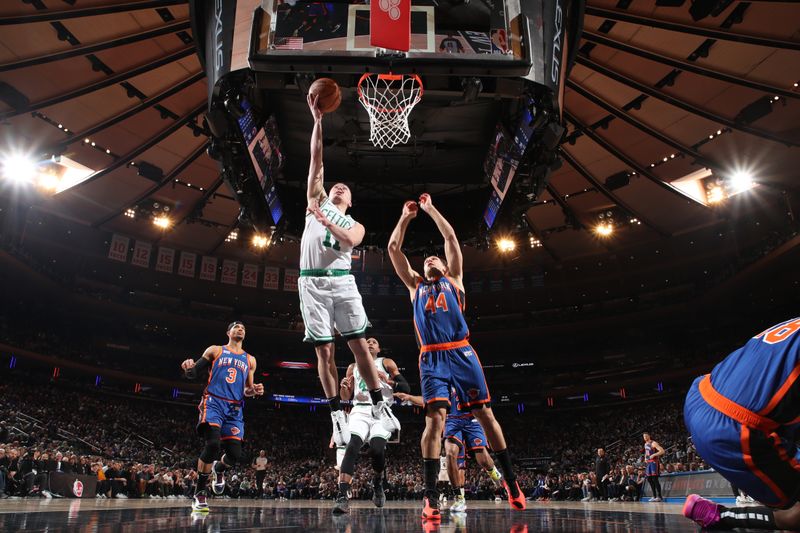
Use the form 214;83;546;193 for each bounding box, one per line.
420;344;490;409
684;376;800;508
197;394;245;441
446;416;488;469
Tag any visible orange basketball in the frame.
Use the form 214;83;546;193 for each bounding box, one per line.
309;78;341;114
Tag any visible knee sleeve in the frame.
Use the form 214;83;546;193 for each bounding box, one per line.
199;426;222;463
370;437;387;473
222;439;243;467
340;435;363;476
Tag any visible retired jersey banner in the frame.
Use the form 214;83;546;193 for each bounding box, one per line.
242;263;259;288
221;260;239;285
178;252;197;278
370;0;411;51
131;240;151;268
263;266;279;290
155;247;175;273
283;268;299;292
199;256;217;281
108;234;129;262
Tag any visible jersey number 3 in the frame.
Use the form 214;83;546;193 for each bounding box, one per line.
323;229;341;251
225;368;237;384
424;293;449;314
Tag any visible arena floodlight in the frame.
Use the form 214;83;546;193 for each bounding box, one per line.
1;153;38;185
153;215;172;229
594;222;614;237
497;237;516;253
252;234;269;248
729;169;755;193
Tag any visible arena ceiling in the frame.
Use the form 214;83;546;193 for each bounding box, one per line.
0;0;798;267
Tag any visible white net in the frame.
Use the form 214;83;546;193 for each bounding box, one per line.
357;73;423;149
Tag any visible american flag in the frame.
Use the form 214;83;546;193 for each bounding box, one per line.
274;37;303;50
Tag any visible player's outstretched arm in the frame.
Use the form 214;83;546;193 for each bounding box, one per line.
339;364;355;401
245;355;264;397
181;345;221;380
418;193;463;283
306;93;326;206
388;201;422;295
393;392;424;407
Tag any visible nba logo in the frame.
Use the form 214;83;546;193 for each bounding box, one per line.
73;480;84;498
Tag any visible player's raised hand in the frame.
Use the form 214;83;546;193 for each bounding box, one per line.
340;375;353;391
418;193;433;213
307;199;329;227
181;359;195;371
402;200;418;220
307;93;323;121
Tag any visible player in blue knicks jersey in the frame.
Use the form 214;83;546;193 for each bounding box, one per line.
682;318;800;531
181;321;263;513
388;194;526;521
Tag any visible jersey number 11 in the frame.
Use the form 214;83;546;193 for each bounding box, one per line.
323;229;341;251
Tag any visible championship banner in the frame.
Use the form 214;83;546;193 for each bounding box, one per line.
370;0;411;51
107;234;129;262
221;259;239;285
262;266;279;290
131;240;151;268
199;256;217;281
155;247;175;273
283;268;299;292
178;251;197;278
242;263;259;288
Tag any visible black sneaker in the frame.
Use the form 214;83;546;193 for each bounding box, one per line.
332;494;350;514
372;481;386;508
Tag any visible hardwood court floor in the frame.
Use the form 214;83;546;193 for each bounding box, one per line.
0;498;770;532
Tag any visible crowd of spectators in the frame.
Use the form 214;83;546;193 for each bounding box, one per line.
0;377;707;503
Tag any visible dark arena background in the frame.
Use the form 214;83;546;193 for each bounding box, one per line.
0;0;799;532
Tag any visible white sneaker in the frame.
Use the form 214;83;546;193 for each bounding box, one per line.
115;493;128;499
745;496;755;503
331;411;350;446
41;490;53;499
372;400;400;433
192;491;209;512
736;495;747;505
451;495;467;513
581;496;591;502
211;461;226;495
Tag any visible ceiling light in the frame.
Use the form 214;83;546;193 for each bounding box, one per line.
252;234;269;248
36;171;61;193
125;208;136;218
707;186;725;204
1;154;38;184
729;170;754;193
153;215;171;229
594;223;614;237
226;230;239;242
497;238;516;253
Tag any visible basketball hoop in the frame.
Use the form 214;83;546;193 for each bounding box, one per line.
357;73;423;149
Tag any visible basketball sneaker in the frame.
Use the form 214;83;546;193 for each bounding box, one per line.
210;461;225;495
372;479;386;508
503;480;527;511
683;494;722;528
191;491;209;512
331;410;350;446
373;400;400;433
421;494;442;521
332;494;350;514
488;466;503;488
450;494;467;513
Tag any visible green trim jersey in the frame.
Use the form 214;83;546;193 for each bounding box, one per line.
352;357;394;405
300;197;355;271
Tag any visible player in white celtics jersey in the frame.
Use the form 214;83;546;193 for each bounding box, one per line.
332;337;411;514
302;94;400;449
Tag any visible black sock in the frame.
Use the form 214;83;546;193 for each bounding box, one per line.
423;458;440;494
369;389;384;405
494;449;517;485
214;459;228;473
718;505;777;529
338;482;350;498
328;396;341;412
373;473;383;487
196;472;209;494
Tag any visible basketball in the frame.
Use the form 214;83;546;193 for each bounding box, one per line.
309;78;341;114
